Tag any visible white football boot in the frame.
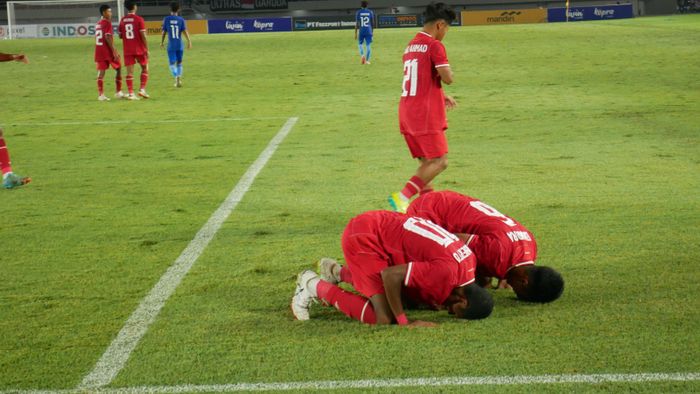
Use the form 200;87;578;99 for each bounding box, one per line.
98;94;110;101
291;270;319;321
318;258;341;284
138;89;150;99
114;91;125;99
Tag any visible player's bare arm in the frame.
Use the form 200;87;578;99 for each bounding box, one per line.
140;30;149;56
437;65;453;85
160;30;166;48
381;265;437;327
0;52;29;63
368;293;393;324
184;30;192;49
105;34;120;61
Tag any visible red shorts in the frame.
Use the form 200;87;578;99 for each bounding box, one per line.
96;59;121;71
341;218;389;298
402;132;448;159
124;54;148;66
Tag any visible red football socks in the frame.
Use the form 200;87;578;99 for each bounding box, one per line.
316;281;376;324
420;186;434;195
339;267;354;284
126;75;134;94
140;72;148;90
116;76;122;93
97;76;104;95
400;175;426;201
0;137;12;175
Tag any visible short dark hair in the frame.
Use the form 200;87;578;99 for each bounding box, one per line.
518;266;564;303
423;2;456;25
457;284;494;320
360;1;368;7
125;0;136;11
170;1;180;12
99;4;110;15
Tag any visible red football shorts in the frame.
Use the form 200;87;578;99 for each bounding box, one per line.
402;132;448;159
95;59;121;71
124;54;148;66
341;220;389;298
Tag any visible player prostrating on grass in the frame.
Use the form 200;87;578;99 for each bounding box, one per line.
0;52;31;189
408;190;564;303
119;0;149;99
291;210;493;325
354;1;374;65
388;2;457;213
95;4;123;101
161;2;191;88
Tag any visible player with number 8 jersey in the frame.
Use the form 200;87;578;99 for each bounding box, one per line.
119;0;149;99
389;3;457;214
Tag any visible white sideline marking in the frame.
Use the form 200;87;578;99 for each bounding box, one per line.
77;117;299;389
5;116;288;127
3;372;698;394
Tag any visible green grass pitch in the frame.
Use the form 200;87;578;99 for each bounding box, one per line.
1;14;699;392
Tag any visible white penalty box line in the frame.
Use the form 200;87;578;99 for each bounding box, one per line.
77;117;299;389
2;372;699;394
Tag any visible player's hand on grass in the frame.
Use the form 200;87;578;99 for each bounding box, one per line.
408;320;437;328
496;279;511;290
445;95;457;110
14;54;29;64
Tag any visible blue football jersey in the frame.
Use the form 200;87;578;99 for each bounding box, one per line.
356;8;374;35
162;15;186;51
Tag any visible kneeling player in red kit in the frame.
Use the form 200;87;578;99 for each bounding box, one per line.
408;190;564;303
291;211;493;325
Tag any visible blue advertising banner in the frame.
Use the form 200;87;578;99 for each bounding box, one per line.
548;4;633;22
208;17;292;33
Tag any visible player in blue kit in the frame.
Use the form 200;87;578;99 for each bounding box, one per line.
160;2;192;87
355;1;375;65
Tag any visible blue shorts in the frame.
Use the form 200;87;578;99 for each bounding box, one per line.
167;49;184;64
358;32;373;45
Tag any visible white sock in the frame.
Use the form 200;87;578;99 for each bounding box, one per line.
307;277;320;297
3;172;12;180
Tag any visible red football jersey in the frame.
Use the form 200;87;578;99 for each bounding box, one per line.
341;210;476;306
94;18;116;62
398;32;450;135
407;191;537;279
118;13;147;55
